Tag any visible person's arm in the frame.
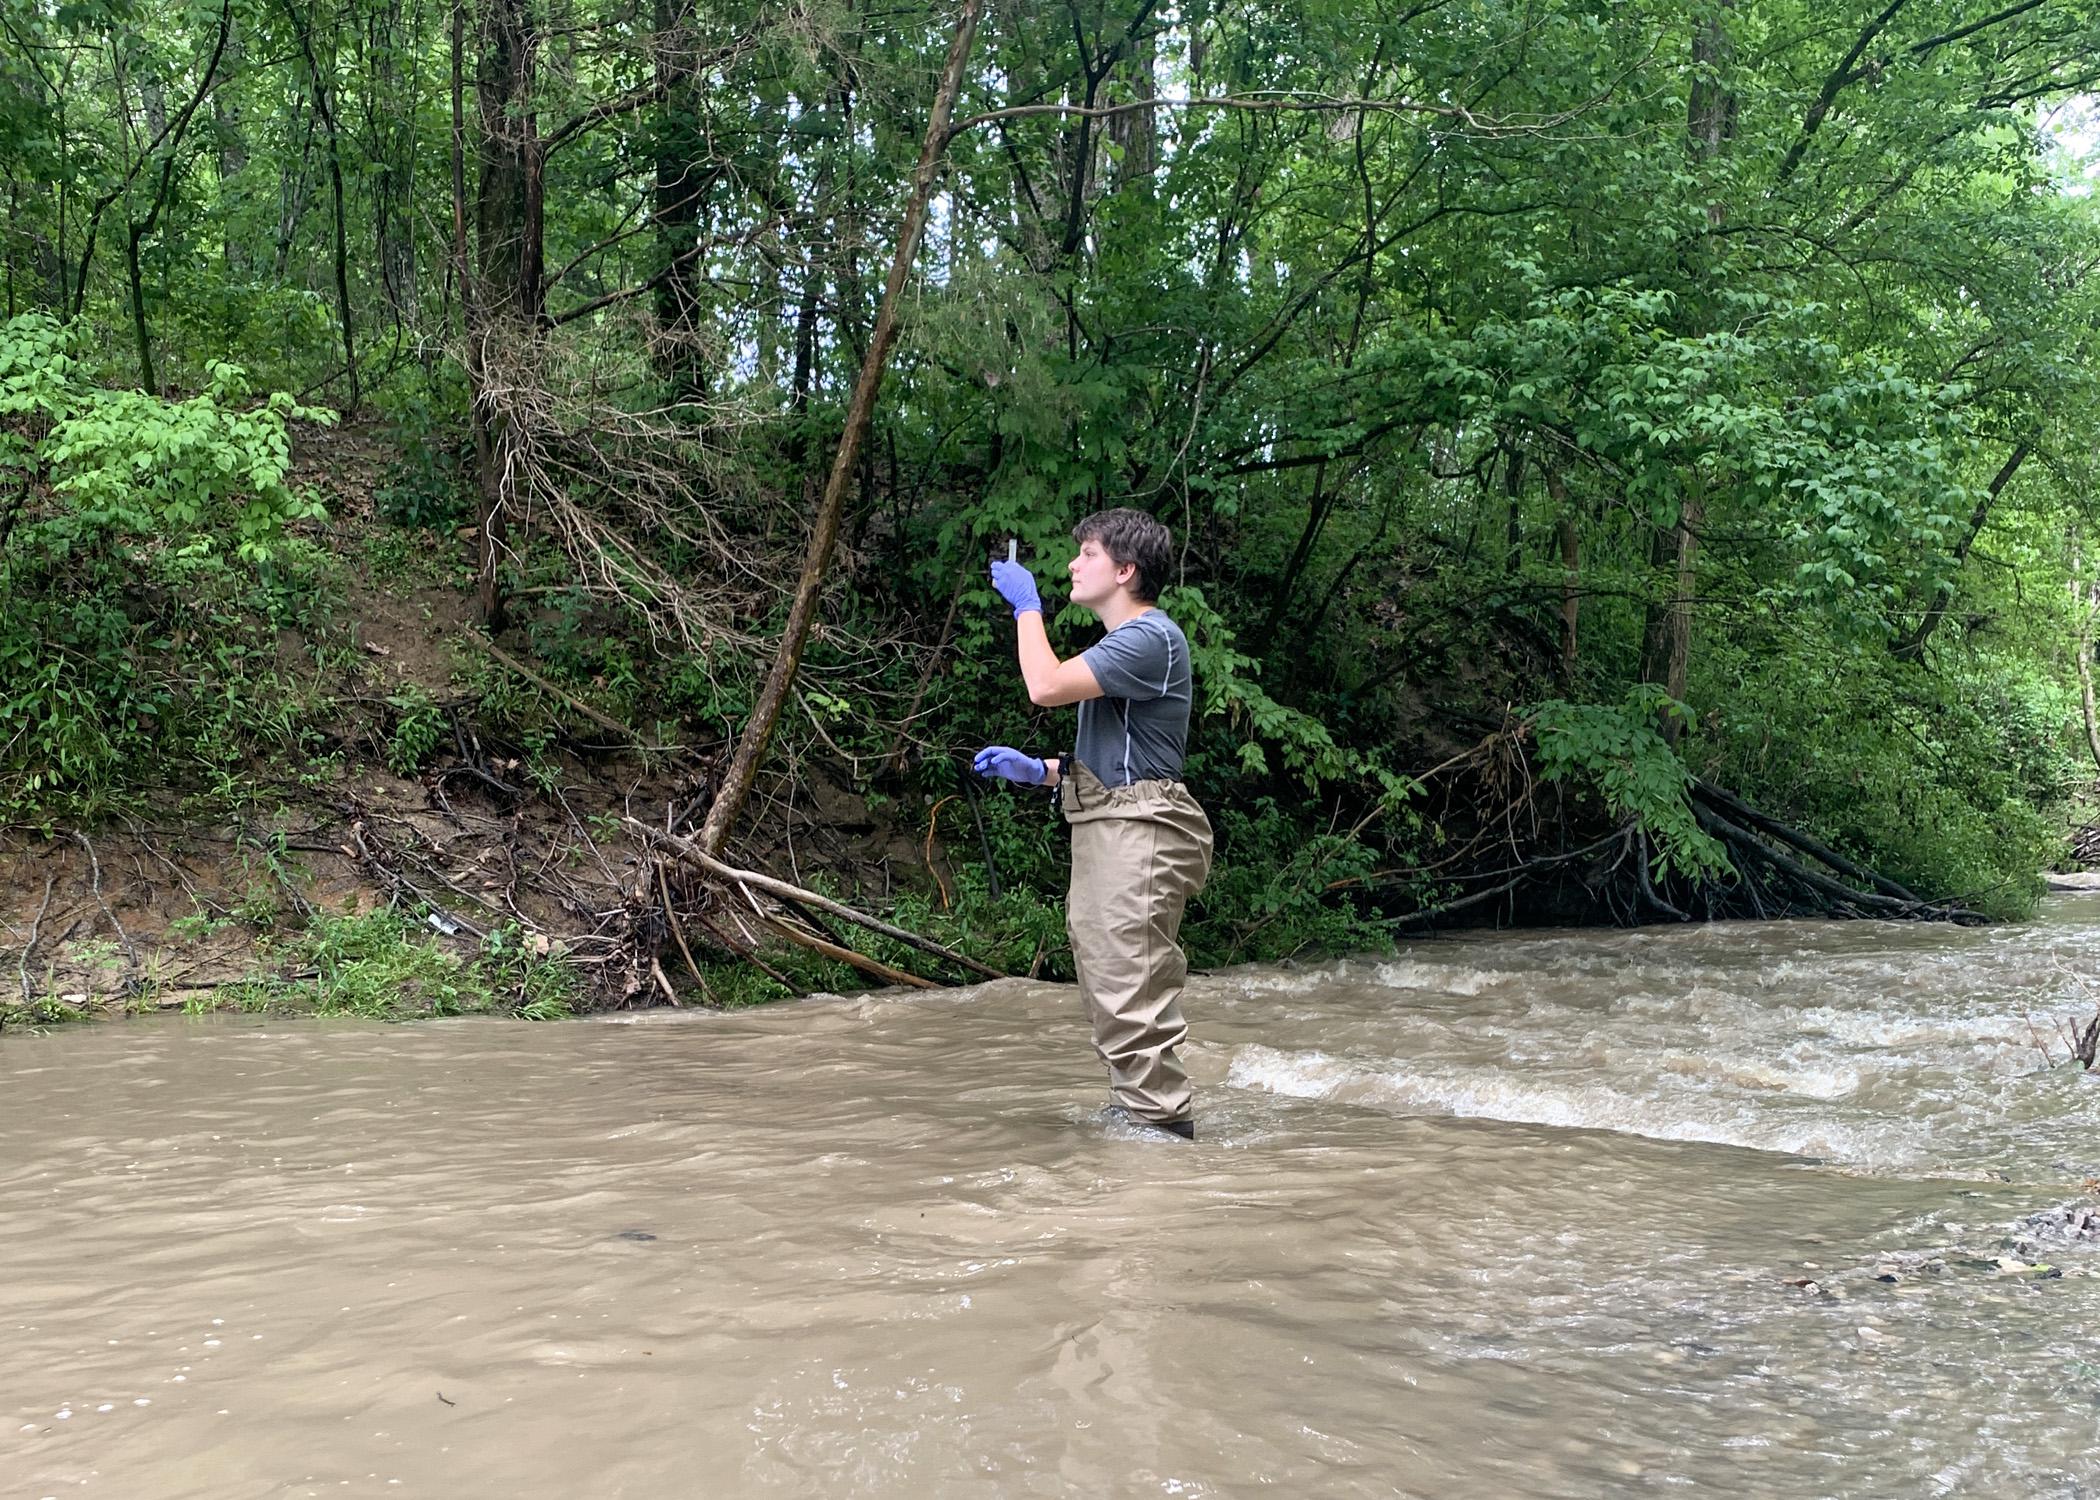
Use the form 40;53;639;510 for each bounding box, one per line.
1016;611;1103;708
990;558;1103;707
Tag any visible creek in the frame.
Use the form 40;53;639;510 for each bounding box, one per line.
10;897;2100;1497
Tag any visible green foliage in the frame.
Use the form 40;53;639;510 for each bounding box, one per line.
385;685;447;776
1531;690;1729;880
0;316;340;820
212;910;579;1021
1188;802;1395;966
1164;584;1353;786
3;0;2096;964
5;317;334;561
1696;623;2064;919
373;371;472;529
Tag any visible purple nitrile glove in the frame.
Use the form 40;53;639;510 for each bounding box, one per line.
989;558;1042;617
973;745;1047;785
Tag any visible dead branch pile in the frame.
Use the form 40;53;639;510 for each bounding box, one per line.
317;761;1007;1007
1330;716;1985;931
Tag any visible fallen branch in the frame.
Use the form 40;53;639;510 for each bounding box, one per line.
347;820;488;939
480;639;648;746
629;819;1005;980
1690;781;1921;903
1384;870;1529;927
18;871;53;1002
1691;805;1981;924
655;856;706;988
762;915;940;990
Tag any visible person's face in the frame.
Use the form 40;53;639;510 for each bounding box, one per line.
1067;536;1135;611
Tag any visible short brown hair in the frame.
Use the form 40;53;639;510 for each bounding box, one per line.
1072;507;1173;602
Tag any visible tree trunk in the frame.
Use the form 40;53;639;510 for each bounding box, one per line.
1502;446;1525;574
471;0;544;631
368;0;419;333
1640;487;1701;744
697;0;985;857
2072;531;2100;776
215;21;247;274
1259;461;1332;642
125;226;154;392
1638;2;1736;739
274;98;316;279
651;0;708;397
1106;24;1157;190
277;0;360;406
1544;468;1579;691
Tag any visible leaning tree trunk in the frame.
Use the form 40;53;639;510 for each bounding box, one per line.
696;0;985;857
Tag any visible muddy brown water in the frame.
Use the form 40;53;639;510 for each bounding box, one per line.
12;899;2100;1498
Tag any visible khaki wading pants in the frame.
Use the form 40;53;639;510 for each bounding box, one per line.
1061;758;1215;1124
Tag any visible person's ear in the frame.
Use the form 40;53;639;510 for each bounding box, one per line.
1115;560;1135;589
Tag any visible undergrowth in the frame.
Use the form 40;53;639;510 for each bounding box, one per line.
193;910;578;1021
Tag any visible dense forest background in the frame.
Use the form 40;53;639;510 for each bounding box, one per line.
2;0;2099;1012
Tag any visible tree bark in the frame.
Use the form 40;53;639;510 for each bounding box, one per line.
470;0;544;631
2071;531;2100;776
125;227;154;392
1639;4;1735;739
214;20;247;274
1502;446;1525;574
650;0;709;396
1639;484;1701;744
1106;23;1157;190
366;0;420;334
1543;468;1578;691
697;0;985;857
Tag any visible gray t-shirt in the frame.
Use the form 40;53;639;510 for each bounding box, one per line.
1074;610;1194;787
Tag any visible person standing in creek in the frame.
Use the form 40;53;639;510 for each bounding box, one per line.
973;508;1216;1140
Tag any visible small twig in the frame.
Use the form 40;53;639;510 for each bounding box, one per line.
18;872;54;1003
923;795;957;911
793;685;864;778
655;857;705;989
74;831;139;970
480;638;647;746
2026;1011;2060;1068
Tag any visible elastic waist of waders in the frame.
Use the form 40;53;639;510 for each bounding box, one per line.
1055;757;1186;814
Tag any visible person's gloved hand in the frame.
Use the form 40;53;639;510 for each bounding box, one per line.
973;745;1047;784
989;559;1042;617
